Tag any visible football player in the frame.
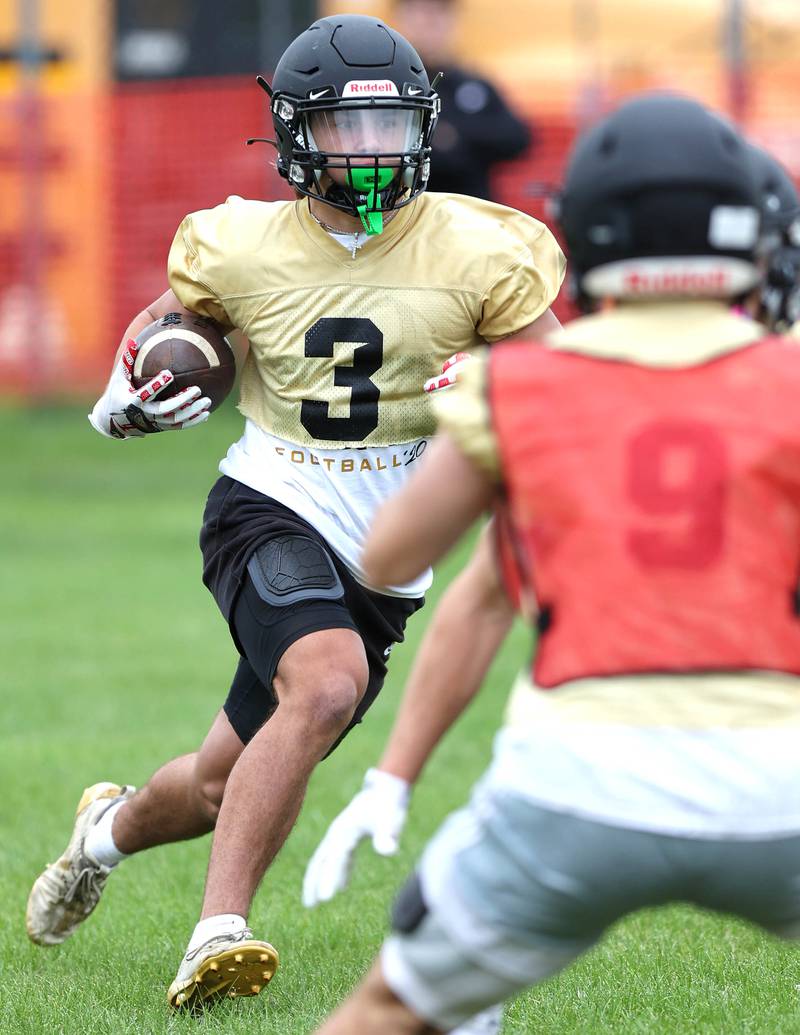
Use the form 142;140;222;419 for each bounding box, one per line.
25;12;564;1016
304;131;800;1035
313;94;800;1034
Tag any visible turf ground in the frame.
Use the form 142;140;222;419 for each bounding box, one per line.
2;401;799;1035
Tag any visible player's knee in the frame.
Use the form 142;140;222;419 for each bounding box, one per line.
275;628;369;739
194;774;226;825
295;672;364;738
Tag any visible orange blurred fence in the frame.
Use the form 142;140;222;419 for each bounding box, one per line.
0;78;283;396
108;78;288;342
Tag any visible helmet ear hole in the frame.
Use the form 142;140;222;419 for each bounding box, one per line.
720;128;740;155
598;132;616;157
585;205;631;251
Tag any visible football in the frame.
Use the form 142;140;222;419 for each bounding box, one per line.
130;312;236;412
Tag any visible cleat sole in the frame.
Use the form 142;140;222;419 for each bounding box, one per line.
168;941;279;1012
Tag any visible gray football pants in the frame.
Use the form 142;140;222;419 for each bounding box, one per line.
382;786;800;1030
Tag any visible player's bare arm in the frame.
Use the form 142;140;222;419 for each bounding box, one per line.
377;526;512;785
515;305;561;340
119;289;196;355
302;526;513;909
328;434;496;902
304;347;518;910
381;354;516;787
363;434;495;587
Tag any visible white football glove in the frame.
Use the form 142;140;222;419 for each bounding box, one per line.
424;351;474;394
302;768;411;908
88;338;211;439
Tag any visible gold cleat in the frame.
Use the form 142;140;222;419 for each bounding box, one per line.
168;934;279;1011
26;782;135;946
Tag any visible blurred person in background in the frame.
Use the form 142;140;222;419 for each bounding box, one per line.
394;0;533;200
314;93;800;1034
24;11;564;1021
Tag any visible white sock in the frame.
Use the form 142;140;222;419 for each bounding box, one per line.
187;914;248;956
84;800;129;868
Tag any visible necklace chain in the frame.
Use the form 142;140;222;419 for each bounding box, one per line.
310;208;362;236
309;206;365;257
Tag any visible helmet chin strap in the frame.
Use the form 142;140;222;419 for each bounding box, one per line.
348;167;395;235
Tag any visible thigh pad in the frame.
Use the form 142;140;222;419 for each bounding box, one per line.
246;534;344;607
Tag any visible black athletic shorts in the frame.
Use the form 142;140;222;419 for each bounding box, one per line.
200;476;424;750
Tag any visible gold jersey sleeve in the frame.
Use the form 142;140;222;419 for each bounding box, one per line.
475;210;566;342
432;350;500;478
167;193;565;449
168;204;243;331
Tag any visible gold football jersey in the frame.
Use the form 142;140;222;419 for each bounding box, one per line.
168;192;565;449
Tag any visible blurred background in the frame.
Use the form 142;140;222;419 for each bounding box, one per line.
1;0;799;399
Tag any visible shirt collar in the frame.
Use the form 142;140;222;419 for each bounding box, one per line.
295;196;419;266
546;301;767;368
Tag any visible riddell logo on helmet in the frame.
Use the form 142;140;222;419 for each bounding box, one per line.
583;258;760;299
343;80;399;97
624;269;730;293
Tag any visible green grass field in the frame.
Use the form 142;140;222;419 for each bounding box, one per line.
2;401;799;1035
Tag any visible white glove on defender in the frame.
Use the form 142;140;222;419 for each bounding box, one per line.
303;768;410;908
88;338;211;439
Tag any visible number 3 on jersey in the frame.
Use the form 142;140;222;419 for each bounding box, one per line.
301;317;383;442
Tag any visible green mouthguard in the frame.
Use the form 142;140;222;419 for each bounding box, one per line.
348;167;395;235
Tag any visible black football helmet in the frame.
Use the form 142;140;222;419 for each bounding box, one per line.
262;14;439;235
556;93;763;309
749;143;800;331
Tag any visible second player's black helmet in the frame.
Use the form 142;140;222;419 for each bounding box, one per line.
267;14;439;234
557;93;763;307
749;143;800;331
